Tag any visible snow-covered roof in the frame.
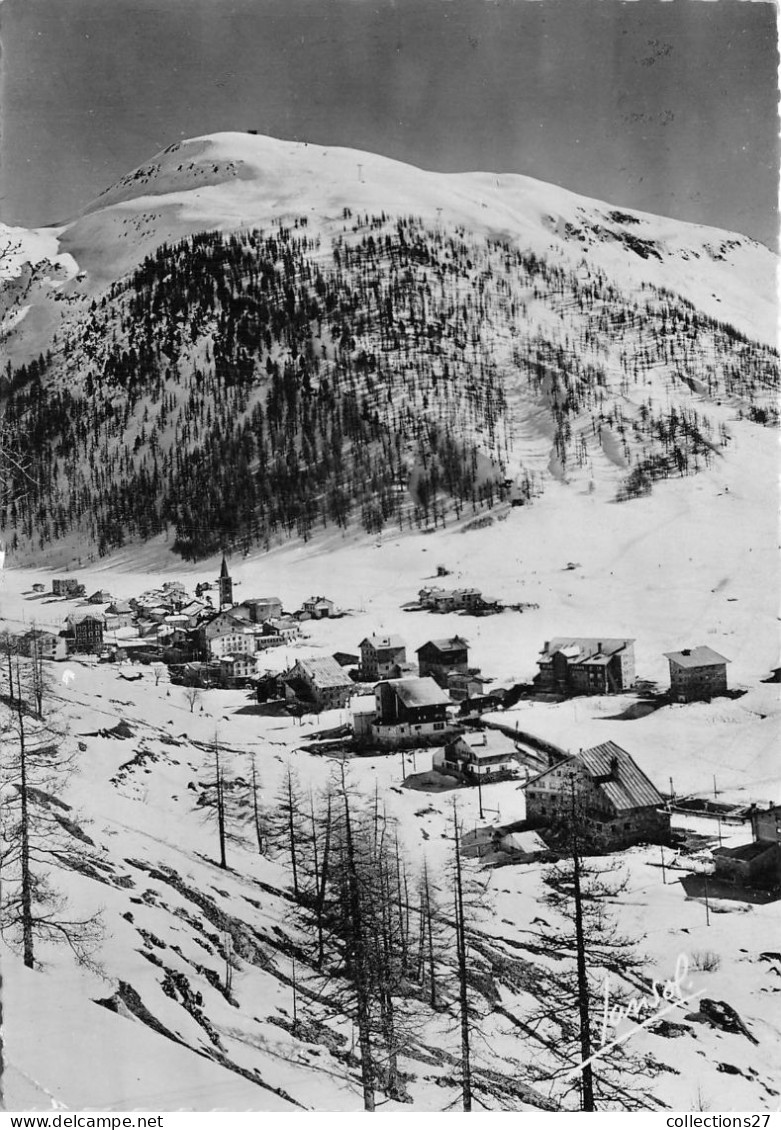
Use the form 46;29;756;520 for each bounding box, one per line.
417;637;469;655
68;610;105;625
526;741;663;811
580;741;664;811
501;830;547;854
457;730;519;759
663;646;730;668
360;634;405;651
295;656;354;688
385;677;451;708
541;637;634;662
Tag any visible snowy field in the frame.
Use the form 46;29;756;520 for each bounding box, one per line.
1;417;779;1111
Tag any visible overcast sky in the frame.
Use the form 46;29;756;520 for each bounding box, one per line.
1;0;778;248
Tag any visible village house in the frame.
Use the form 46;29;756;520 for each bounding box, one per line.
440;729;519;781
88;589;112;605
53;577;84;598
237;596;284;624
179;599;211;629
300;595;335;620
202;611;256;659
162;580;187;596
418;587;483;614
535;638;636;696
460;825;547;863
282;656;355;711
524;740;669;849
358;634;407;680
471;594;504;616
445;670;489;702
67;611;105;655
15;628;65;662
218;654;257;683
105;601;135;629
371;676;453;748
142;604;170;624
259;617;301;648
713;802;781;889
712;841;780;888
664;646;730;702
417;637;469;686
32;583;46;594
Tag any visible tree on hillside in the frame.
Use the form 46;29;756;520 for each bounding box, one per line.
528;773;661;1111
0;646;103;970
194;733;248;870
291;768;430;1108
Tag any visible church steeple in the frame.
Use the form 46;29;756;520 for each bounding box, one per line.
218;553;233;608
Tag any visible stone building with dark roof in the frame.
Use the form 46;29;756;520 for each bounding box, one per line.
283;656;355;711
524;740;669;849
416;637;469;686
535;638;635;695
664;646;729;702
372;676;454;748
359;634;407;680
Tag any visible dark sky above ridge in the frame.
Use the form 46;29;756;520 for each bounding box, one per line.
1;0;778;249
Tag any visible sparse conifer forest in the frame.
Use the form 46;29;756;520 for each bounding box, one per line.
1;213;777;560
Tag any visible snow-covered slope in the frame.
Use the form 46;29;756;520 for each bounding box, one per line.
2;131;777;359
1;387;779;1110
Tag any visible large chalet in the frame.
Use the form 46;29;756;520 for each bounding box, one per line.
524;740;669;849
283;656;354;711
372;677;453;748
201;611;256;659
664;646;729;702
440;729;519;781
535;637;635;696
67;611;105;655
359;634;407;680
416;637;469;686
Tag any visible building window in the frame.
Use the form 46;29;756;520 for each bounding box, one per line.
433;722;444;730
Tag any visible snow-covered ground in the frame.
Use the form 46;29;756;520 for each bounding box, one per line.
1;410;779;1111
0;128;778;1113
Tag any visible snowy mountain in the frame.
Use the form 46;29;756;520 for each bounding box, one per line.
0;131;777;565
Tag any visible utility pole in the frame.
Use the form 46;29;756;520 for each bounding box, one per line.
660;844;667;885
704;872;711;926
477;769;485;821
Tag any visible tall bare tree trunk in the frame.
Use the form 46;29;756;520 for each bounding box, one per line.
570;784;595;1111
452;806;472;1112
342;787;375;1111
251;758;264;854
287;769;300;900
315;794;332;968
214;744;227;870
15;673;35;968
